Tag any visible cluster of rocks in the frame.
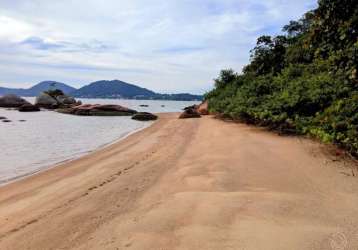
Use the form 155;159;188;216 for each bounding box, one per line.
57;104;137;116
0;89;159;122
0;94;40;112
35;89;81;109
57;104;157;121
0;90;83;113
179;101;209;119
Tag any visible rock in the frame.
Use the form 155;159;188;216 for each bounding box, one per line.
35;92;59;109
19;120;26;122
0;94;29;108
57;104;138;116
183;104;199;111
161;105;165;107
35;90;80;109
2;119;11;122
56;95;77;105
0;116;7;120
18;103;40;112
132;112;158;121
179;108;201;119
139;104;149;107
197;100;209;115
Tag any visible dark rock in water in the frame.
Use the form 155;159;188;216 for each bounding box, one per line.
179;107;201;119
0;94;29;108
57;104;138;116
0;116;7;120
18;103;40;112
139;104;149;107
132;112;158;121
18;120;26;122
2;119;12;122
161;105;165;107
35;89;80;109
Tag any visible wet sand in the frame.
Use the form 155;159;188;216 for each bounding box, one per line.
0;113;357;250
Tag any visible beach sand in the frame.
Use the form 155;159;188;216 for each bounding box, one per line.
0;113;358;250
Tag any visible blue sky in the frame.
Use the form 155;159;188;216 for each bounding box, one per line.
0;0;317;94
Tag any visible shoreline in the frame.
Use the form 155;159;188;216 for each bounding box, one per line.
1;113;358;250
0;118;156;187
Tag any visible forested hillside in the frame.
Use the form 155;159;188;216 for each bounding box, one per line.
205;0;358;156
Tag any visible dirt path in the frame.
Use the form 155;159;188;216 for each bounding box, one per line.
0;114;357;250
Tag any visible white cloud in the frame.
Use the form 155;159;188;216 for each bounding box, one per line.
0;16;35;42
0;0;317;93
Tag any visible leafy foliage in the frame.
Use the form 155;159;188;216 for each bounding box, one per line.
205;0;358;156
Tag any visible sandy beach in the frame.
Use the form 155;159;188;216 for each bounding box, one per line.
0;113;358;250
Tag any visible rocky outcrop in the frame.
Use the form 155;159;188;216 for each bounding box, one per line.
18;103;40;112
184;104;199;111
56;95;77;105
179;101;210;119
0;94;29;108
197;100;209;115
35;89;80;109
132;112;158;121
0;116;7;120
2;119;11;122
57;104;138;116
183;101;209;116
35;92;60;109
179;107;201;119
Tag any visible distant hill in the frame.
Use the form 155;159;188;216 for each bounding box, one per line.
27;81;76;96
72;80;203;101
72;80;156;99
0;81;76;96
0;79;203;101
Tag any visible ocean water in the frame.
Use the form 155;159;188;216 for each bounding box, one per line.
0;99;199;185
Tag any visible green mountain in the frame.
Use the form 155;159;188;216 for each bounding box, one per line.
0;80;202;101
0;81;76;96
205;0;358;156
72;80;203;101
71;80;156;98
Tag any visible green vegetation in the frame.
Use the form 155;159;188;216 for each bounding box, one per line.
44;89;65;98
205;0;358;156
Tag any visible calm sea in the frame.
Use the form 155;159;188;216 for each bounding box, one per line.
0;98;199;185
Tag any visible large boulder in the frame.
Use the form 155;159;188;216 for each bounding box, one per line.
56;95;77;105
0;94;29;108
57;104;138;116
179;108;201;119
35;92;59;109
18;103;40;112
183;104;199;111
35;89;79;109
132;112;158;121
197;100;209;115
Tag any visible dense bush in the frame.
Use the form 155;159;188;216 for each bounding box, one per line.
205;0;358;156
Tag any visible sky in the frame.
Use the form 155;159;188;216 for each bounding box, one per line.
0;0;317;94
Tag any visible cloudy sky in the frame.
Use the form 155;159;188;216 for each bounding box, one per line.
0;0;317;94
